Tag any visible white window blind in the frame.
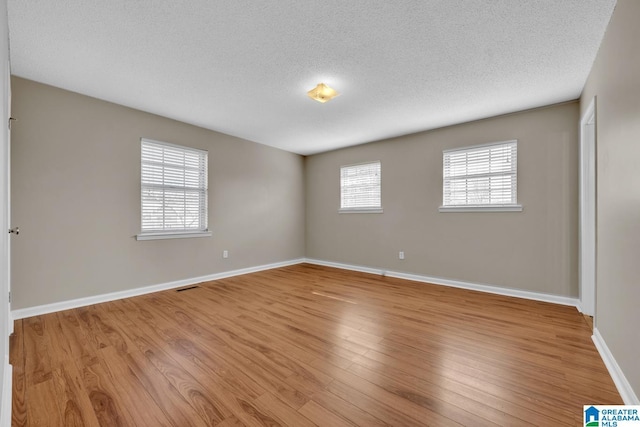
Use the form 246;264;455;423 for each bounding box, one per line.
340;161;382;212
140;139;208;234
442;140;519;208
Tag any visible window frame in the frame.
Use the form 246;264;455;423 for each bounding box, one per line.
339;161;383;214
439;140;523;213
136;138;211;241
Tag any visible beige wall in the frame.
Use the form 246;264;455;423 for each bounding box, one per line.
581;0;640;401
10;77;305;310
306;102;579;296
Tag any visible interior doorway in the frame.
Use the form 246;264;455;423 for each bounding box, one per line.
579;98;596;318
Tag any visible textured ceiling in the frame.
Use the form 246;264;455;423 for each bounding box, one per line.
8;0;616;155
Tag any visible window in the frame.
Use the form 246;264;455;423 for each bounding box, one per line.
137;138;210;240
340;161;382;213
440;140;522;212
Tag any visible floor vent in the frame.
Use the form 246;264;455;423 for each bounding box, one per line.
176;286;199;292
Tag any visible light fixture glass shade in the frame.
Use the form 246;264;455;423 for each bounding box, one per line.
307;83;339;103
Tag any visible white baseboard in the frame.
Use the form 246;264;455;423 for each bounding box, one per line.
1;357;11;427
304;258;579;307
12;257;579;319
9;258;636;409
592;328;639;405
11;258;305;319
305;258;384;276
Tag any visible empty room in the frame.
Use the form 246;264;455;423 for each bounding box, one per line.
1;0;639;426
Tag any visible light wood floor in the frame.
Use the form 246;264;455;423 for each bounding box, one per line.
11;264;621;426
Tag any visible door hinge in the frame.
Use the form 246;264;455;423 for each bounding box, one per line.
8;292;10;303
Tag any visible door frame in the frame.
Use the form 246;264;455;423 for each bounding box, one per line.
1;44;11;425
5;62;10;335
579;97;597;318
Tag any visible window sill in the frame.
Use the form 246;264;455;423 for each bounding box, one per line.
136;231;212;241
339;208;384;214
438;205;523;213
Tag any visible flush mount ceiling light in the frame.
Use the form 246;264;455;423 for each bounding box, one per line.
307;83;339;103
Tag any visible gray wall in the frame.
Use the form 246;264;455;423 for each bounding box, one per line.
10;77;305;310
306;102;579;297
581;0;640;401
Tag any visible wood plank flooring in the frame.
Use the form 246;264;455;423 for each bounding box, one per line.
10;263;622;426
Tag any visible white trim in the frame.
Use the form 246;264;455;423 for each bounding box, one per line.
13;257;637;410
1;357;11;427
579;97;597;317
11;258;305;319
136;231;212;241
304;259;386;276
12;256;581;320
2;35;12;427
338;208;383;214
304;258;579;307
439;205;523;213
592;328;639;405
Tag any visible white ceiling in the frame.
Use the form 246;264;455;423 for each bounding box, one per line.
7;0;616;155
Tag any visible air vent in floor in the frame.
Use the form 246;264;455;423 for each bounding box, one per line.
176;286;199;292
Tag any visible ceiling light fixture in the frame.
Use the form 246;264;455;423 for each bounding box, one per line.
307;83;339;103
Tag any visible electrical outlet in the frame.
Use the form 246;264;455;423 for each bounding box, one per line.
223;250;229;259
399;251;405;260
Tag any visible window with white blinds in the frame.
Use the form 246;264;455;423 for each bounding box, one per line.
441;140;522;212
340;161;382;213
138;139;209;238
